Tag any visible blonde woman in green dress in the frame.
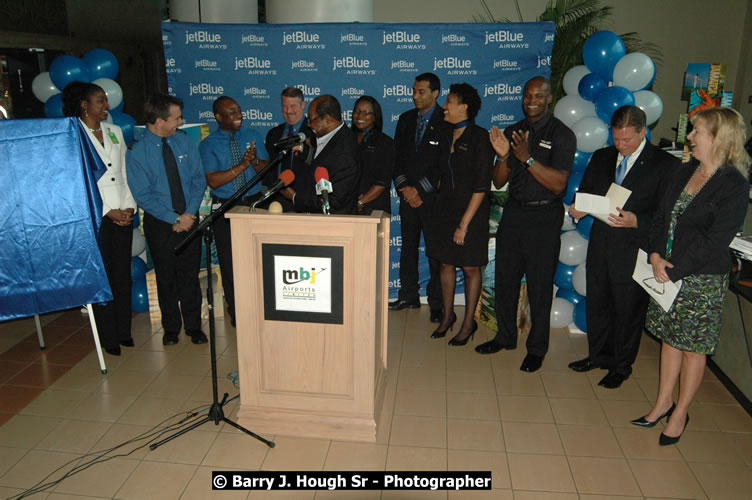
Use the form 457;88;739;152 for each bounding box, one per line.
632;107;750;445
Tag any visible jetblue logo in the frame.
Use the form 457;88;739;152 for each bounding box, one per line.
243;87;268;97
194;59;219;71
389;236;402;247
282;31;325;49
383;84;412;98
537;55;551;68
198;110;214;120
295;84;321;98
391;113;400;123
382;31;425;49
493;59;520;70
491;113;516;123
292;60;317;71
235;57;271;70
165;58;180;74
391;60;416;71
433;56;471;70
484;83;523;101
342;88;364;97
241;34;266;44
333;56;370;70
189;83;224;96
485;30;529;48
441;34;468;46
243;109;273;121
185;31;221;43
545;33;554;42
340;33;365;45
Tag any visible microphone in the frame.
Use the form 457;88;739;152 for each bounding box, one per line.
251;169;295;211
314;167;333;215
273;132;307;150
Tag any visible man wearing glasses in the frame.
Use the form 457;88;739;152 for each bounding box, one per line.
286;94;359;214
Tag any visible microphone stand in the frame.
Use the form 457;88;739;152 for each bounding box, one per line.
149;148;292;451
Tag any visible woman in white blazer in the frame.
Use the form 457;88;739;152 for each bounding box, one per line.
63;81;137;356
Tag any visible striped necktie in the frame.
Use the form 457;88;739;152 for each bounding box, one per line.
615;155;629;185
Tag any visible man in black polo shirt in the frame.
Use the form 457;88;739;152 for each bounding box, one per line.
475;76;576;373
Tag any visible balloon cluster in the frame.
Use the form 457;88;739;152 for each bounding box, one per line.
31;49;137;145
130;223;151;313
549;31;662;333
554;30;663;206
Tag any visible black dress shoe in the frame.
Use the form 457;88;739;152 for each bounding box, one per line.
104;346;121;356
119;339;135;347
568;357;599;373
520;354;543;372
448;320;478;346
659;413;689;446
388;298;420;310
430;309;443;323
431;312;456;339
188;330;209;344
162;332;180;345
598;371;628;389
475;340;516;354
630;402;676;428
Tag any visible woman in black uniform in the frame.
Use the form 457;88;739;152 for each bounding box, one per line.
351;96;394;215
428;83;493;345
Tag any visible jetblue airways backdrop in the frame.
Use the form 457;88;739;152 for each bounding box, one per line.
162;21;553;300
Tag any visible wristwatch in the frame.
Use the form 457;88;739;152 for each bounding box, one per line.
525;156;535;168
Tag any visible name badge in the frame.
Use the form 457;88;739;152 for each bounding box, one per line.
457;143;469;152
429;140;439;146
108;131;119;144
539;140;552;150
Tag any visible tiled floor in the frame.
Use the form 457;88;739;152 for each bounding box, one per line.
1;305;751;499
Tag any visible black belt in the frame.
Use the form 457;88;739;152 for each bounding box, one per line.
513;198;556;208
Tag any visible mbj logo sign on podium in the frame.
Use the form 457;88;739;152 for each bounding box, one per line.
275;256;332;314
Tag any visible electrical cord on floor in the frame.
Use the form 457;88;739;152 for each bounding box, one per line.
9;404;211;499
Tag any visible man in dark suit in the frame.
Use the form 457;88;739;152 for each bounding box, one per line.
264;87;315;211
389;72;451;322
287;94;359;214
568;105;679;388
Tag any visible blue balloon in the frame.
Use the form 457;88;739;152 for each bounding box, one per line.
83;48;119;81
131;256;147;282
574;299;588;332
578;73;608;102
646;127;652;143
572;150;592;173
131;277;149;313
44;93;64;117
132;210;140;228
576;215;595;239
595;86;635;125
49;55;90;91
607;127;614;146
556;287;585;306
583;30;626;80
111;111;136;145
110;101;124;114
554;262;577;290
563;168;586;205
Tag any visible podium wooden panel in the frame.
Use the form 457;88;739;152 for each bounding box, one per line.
226;208;389;442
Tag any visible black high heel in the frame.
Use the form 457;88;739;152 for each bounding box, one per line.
659;413;689;446
448;320;478;346
431;312;457;339
630;402;676;428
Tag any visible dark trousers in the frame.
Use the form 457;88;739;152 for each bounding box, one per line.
143;212;202;334
92;217;133;349
212;196;257;320
493;201;563;357
586;256;648;376
398;195;442;310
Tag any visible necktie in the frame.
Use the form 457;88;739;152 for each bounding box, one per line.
615;155;629;185
162;137;186;214
286;125;294;171
415;114;427;147
229;132;246;192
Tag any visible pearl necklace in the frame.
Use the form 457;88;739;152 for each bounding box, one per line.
88;126;102;133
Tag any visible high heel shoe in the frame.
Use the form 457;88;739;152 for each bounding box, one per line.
448;320;478;346
431;312;457;339
659;413;689;446
630;402;676;428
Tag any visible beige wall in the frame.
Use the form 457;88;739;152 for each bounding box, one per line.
375;0;752;141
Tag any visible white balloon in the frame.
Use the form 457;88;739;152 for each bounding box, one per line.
573;263;587;296
612;52;656;92
31;72;60;103
571;117;609;153
554;95;596;128
132;229;146;257
559;230;588;266
633;90;663;126
550;298;575;328
93;77;123;109
561;205;576;230
562;65;591;96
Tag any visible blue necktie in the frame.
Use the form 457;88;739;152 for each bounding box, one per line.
415;114;427;147
229;132;246;192
615;155;629;185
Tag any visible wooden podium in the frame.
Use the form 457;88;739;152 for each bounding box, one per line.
226;208;389;442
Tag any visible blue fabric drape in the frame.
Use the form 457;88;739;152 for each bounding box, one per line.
0;117;112;321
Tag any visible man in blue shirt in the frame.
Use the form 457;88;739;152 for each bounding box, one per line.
127;94;208;346
199;96;269;326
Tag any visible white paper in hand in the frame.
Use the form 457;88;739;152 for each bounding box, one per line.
632;249;682;312
575;183;632;224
